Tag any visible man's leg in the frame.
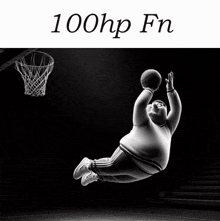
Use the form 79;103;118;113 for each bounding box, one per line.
79;147;152;186
98;174;151;183
81;173;148;186
74;147;125;180
91;147;148;177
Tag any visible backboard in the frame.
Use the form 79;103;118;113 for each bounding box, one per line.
0;48;38;72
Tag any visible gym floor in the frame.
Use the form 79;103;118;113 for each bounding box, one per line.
3;204;220;221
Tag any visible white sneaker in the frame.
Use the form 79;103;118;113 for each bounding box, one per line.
81;172;98;186
73;157;91;180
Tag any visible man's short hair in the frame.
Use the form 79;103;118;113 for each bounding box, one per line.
153;100;167;107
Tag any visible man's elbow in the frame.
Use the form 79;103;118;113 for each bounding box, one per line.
134;100;148;110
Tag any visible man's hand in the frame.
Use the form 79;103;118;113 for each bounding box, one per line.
165;72;174;91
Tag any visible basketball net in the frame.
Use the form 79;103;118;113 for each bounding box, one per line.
15;51;54;97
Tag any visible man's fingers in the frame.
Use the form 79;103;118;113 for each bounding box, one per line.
167;73;174;82
170;71;174;79
168;73;171;81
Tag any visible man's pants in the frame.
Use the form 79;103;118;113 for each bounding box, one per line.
90;147;155;183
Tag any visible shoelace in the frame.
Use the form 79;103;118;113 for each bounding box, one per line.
79;165;86;171
87;172;96;178
79;162;88;171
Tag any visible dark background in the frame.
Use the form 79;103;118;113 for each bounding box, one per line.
1;48;220;213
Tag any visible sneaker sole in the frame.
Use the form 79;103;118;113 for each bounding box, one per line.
73;157;89;180
81;173;98;186
81;173;92;186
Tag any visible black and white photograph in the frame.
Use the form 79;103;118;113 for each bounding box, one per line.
1;48;220;220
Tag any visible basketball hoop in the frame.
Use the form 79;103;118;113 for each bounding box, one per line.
15;51;54;97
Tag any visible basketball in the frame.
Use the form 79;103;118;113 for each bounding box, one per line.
140;69;162;91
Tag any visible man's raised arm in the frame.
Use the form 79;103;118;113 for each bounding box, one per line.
166;72;182;134
132;88;153;126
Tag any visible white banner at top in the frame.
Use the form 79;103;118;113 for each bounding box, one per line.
1;0;220;48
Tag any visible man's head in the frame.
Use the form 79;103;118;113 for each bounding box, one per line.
147;100;167;126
